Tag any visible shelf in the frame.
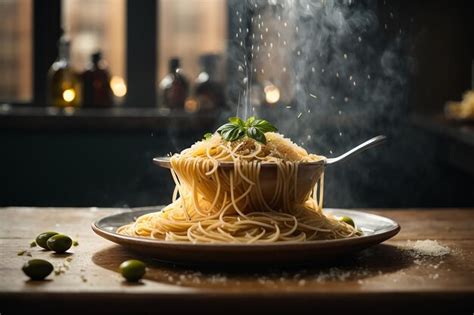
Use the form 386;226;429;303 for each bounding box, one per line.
411;114;474;175
410;114;474;146
0;105;218;131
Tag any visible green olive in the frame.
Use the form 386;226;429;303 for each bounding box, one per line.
36;231;59;250
22;259;54;280
119;260;146;282
340;216;355;228
46;234;72;253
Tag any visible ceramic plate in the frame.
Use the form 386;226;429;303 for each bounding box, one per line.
92;208;400;265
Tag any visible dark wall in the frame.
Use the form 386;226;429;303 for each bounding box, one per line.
2;130;175;207
406;0;474;113
0;117;215;208
1;118;473;208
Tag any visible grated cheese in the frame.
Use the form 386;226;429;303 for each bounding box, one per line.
405;240;451;258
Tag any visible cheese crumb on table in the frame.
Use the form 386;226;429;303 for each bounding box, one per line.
405;240;451;258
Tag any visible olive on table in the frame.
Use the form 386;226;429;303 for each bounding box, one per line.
22;259;54;280
339;216;355;228
46;234;72;253
119;260;146;282
35;231;58;250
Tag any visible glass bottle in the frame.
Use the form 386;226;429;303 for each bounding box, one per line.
47;34;81;107
194;54;225;112
159;58;189;110
82;51;113;107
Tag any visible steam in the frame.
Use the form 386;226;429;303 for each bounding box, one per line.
226;0;412;207
227;0;409;144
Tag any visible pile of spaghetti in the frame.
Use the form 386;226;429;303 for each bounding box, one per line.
117;117;359;243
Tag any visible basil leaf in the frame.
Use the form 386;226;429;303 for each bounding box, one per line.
219;127;235;136
220;129;234;141
217;123;236;134
253;119;277;133
216;116;276;143
247;126;257;137
245;116;256;126
229;117;244;127
203;133;213;140
231;128;245;141
247;127;266;144
221;127;244;141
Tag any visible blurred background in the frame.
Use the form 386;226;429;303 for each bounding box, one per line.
1;0;473;208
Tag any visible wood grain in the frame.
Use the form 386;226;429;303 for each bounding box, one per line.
0;207;473;314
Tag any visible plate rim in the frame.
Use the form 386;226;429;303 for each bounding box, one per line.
153;156;327;169
91;208;401;249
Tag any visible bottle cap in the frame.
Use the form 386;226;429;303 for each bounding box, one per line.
199;54;220;77
92;51;102;65
169;58;180;71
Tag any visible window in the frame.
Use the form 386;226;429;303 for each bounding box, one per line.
247;4;294;106
62;0;126;100
0;0;229;107
0;0;32;102
157;0;227;89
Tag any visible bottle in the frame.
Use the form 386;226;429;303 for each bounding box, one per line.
47;34;81;107
159;58;189;110
193;54;225;112
82;51;113;107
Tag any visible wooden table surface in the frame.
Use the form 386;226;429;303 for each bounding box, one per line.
1;207;473;314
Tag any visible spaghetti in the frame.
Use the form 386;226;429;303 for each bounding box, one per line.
117;131;359;243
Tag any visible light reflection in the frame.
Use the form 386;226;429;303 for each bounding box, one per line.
62;88;76;102
110;76;127;97
264;83;280;104
184;98;199;113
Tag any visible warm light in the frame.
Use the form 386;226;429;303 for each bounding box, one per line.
110;76;127;97
62;89;76;102
264;84;280;104
184;98;199;113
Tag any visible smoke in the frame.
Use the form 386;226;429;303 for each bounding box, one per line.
225;0;414;207
226;0;409;136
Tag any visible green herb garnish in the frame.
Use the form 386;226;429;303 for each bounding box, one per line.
203;133;213;140
216;116;277;144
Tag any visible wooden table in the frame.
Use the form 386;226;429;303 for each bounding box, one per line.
1;207;473;314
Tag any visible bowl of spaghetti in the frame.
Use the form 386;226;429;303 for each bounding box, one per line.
116;117;359;243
